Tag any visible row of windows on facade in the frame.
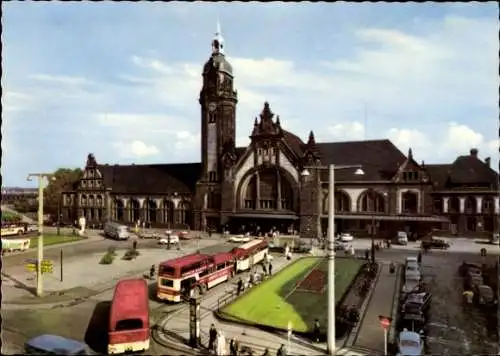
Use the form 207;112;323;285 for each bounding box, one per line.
77;207;191;224
433;196;496;213
64;196;191;210
402;171;420;181
80;179;102;188
244;199;292;210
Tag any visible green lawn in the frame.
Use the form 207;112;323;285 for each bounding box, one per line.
29;234;83;248
221;257;363;333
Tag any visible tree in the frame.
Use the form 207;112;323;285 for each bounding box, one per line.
2;211;22;224
43;168;83;215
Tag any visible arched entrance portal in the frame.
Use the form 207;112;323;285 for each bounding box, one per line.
235;167;298;234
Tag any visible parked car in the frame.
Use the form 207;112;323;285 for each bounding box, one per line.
473;284;495;306
399;312;428;334
421;238;450;250
395;231;409;245
25;335;87;355
334;241;347;251
405;264;421;282
464;274;483;290
397;329;424;356
158;234;180;245
459;261;482;277
339;233;354;242
401;292;431;315
228;235;251;243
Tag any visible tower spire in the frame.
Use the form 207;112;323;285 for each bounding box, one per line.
212;20;225;55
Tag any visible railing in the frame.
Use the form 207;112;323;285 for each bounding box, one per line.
217;288;238;312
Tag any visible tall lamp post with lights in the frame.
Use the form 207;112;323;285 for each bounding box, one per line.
301;164;364;356
27;173;55;297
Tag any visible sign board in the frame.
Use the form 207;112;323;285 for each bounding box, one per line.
25;259;53;273
378;315;392;329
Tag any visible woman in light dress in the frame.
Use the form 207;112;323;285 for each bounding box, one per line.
215;330;228;355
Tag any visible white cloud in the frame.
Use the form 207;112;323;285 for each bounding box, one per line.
174;131;201;152
2;9;498;185
387;128;430;155
112;140;159;158
387;123;498;164
443;122;484;151
328;121;365;141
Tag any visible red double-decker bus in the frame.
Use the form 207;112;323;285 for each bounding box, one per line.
108;279;150;354
157;252;235;302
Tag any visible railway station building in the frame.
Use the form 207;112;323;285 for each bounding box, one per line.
60;30;499;239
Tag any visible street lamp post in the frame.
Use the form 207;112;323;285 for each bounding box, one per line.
27;173;55;297
302;164;364;356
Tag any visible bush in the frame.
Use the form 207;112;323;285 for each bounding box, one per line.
122;248;140;261
100;252;115;265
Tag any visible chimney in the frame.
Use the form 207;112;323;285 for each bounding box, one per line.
485;157;491;167
470;148;478;157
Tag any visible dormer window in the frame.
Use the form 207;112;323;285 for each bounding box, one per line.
403;171;420;181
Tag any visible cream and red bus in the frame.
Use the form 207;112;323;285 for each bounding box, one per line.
108;279;150;354
231;239;269;272
157;252;235;303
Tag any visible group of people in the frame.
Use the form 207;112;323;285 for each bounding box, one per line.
209;324;285;355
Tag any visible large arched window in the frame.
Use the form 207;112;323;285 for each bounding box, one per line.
147;199;158;223
448;196;460;213
402;191;418;214
115;199;124;221
358;190;386;213
241;168;295;210
163;200;175;225
464;196;476;214
178;201;192;227
130;199;141;223
322;190;351;214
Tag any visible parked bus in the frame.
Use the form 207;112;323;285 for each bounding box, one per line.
108;279;149;354
157;252;235;303
231;239;269;272
104;222;130;240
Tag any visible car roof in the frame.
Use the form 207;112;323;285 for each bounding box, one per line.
26;335;86;353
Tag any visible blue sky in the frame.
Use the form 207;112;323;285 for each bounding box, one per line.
2;2;499;187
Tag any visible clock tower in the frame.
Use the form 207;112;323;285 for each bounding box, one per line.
199;22;238;183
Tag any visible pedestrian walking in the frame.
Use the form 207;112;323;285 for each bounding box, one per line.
313;318;321;342
149;264;155;279
417;251;422;264
364;249;369;260
268;263;273;276
237;278;243;296
276;344;286;356
209;324;217;351
229;337;240;356
133;240;137;250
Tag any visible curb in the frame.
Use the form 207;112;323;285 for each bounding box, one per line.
388;264;402;345
345;262;383;348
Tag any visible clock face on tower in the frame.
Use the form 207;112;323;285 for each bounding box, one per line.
208;102;217;112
